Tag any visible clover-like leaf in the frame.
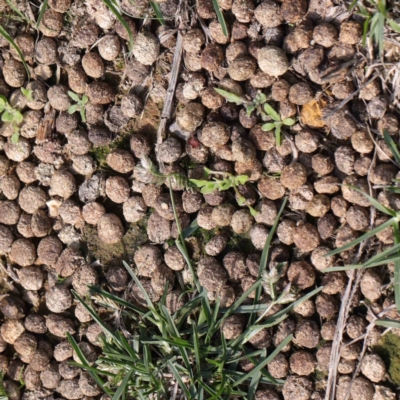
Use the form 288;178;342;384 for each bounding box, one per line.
214;88;245;105
68;91;80;102
1;111;13;122
283;118;295;126
13;111;23;124
263;103;280;121
261;122;276;132
11;132;19;144
68;104;79;114
255;92;267;104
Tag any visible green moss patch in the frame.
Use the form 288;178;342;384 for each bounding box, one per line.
373;332;400;385
82;218;148;265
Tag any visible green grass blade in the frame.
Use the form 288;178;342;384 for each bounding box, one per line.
323;254;400;272
383;129;400;164
252;197;287;316
264;287;323;322
100;0;134;52
169;183;201;292
182;218;199;239
0;25;30;80
167;360;191;398
192;324;202;373
72;290;120;344
122;261;159;315
6;0;33;25
326;218;395;256
375;319;400;329
67;333;112;395
112;368;134;400
89;286;145;315
36;0;49;28
149;1;165;24
388;19;400;33
233;334;293;387
393;223;400;312
219;280;261;327
211;0;228;37
248;354;263;399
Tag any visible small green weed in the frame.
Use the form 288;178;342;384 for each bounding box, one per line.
0;95;23;143
261;103;295;147
350;0;400;55
68;91;88;122
214;89;295;146
135;156;258;214
21;87;33;102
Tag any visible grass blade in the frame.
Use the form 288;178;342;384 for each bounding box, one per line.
393;223;400;312
326;217;394;256
233;334;293;387
211;0;228;37
6;0;33;25
383;128;400;165
375;319;400;329
36;0;49;28
0;25;30;80
112;368;134;400
72;290;120;344
323;254;400;272
167;360;191;398
149;1;165;24
67;333;111;395
100;0;134;52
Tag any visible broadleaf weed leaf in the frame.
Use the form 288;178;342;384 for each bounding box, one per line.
11;132;19;144
1;111;13;122
213;88;245;105
13;111;23;124
68;91;80;101
283;118;295;126
68;104;79;114
263;103;280;121
261;122;276;132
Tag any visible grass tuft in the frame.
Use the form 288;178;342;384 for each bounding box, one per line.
69;191;322;398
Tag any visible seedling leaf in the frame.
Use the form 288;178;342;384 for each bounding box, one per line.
11;132;19;144
388;19;400;33
213;88;245;105
263;103;280;121
261;122;276;132
283;118;295;126
375;319;400;329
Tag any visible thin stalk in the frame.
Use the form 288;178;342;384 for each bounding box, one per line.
393;223;400;312
168;178;201;292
